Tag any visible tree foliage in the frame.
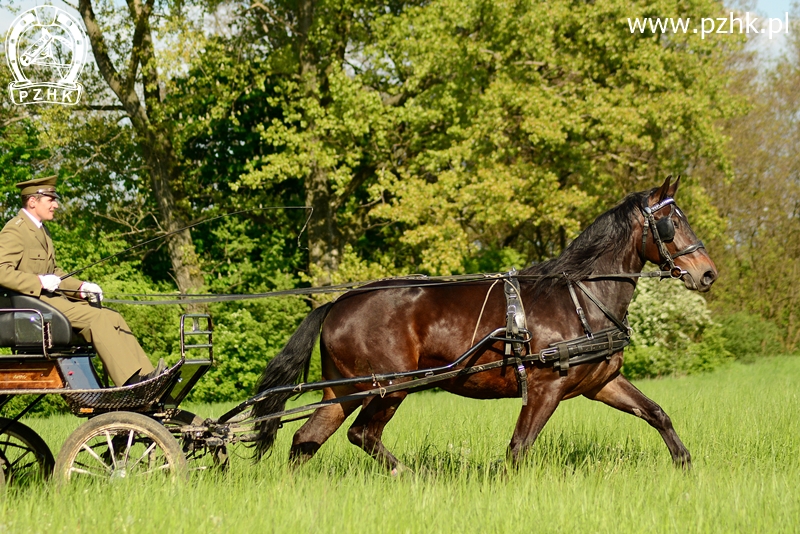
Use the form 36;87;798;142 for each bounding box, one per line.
362;0;736;275
702;27;800;351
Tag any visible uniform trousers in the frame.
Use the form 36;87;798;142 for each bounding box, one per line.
41;295;154;385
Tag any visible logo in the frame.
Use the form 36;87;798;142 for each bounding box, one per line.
5;6;88;106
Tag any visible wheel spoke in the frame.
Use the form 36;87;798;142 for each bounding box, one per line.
122;430;135;466
79;442;112;473
104;431;118;471
6;451;36;469
8;457;35;472
68;466;106;478
127;441;158;472
137;463;172;476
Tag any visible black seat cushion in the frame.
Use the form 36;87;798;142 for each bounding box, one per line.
0;290;78;347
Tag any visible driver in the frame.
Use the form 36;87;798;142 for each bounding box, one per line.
0;176;163;385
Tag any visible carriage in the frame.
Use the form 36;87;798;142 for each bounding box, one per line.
0;287;218;484
0;177;716;484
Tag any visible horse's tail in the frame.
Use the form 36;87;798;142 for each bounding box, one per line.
252;302;334;460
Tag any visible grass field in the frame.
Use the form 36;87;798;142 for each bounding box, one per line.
1;356;799;533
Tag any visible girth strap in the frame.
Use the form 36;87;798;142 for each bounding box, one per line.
542;327;631;371
503;270;529;405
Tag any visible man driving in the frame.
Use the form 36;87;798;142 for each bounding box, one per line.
0;176;163;385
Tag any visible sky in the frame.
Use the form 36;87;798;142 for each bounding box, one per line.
0;0;791;27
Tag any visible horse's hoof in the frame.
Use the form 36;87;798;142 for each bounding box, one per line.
390;464;412;477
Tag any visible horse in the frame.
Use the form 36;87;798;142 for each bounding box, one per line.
252;176;717;471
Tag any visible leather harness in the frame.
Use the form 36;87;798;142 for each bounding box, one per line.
499;196;706;404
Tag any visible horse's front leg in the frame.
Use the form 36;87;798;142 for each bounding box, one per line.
507;382;563;463
584;371;691;468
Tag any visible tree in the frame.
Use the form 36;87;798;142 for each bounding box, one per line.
231;0;739;281
77;0;204;295
364;0;738;274
704;23;800;350
226;0;403;285
0;61;52;216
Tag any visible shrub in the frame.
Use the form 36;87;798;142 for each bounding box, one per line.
623;277;732;379
187;297;311;403
718;311;783;361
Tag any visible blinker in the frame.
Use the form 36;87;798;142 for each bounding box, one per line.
654;204;676;243
655;216;675;242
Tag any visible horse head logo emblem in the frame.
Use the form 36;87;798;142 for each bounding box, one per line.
5;6;88;106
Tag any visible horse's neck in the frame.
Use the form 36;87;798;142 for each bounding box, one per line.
589;243;645;320
597;239;645;276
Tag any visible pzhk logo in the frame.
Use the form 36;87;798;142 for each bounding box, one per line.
5;6;88;106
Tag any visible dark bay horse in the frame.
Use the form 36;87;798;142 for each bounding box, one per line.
253;176;718;470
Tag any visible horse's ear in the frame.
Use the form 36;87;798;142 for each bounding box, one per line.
668;175;681;197
655;175;677;202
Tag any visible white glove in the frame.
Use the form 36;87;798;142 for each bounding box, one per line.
80;282;104;302
39;274;61;292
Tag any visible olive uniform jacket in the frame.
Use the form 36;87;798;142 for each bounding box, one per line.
0;210;84;296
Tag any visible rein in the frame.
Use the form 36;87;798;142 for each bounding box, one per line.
103;270;681;305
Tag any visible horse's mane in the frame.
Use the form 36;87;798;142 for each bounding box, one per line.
521;190;650;291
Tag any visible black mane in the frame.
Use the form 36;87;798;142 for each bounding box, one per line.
521;190;650;289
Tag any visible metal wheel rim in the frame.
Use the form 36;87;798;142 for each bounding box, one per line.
56;413;187;483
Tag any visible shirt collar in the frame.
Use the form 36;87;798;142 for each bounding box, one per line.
21;209;42;229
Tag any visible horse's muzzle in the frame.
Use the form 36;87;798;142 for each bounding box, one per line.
683;268;717;292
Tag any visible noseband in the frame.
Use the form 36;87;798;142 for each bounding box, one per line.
641;198;705;278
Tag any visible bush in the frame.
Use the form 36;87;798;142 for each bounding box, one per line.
2;394;69;418
622;277;732;379
718;311;783;361
187;297;311;403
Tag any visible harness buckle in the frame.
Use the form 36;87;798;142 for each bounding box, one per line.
539;347;556;363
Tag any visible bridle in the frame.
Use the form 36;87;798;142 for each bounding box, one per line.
641;197;706;278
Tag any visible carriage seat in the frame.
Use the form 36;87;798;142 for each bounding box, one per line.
0;289;81;349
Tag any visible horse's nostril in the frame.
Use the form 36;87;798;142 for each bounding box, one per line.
702;271;716;286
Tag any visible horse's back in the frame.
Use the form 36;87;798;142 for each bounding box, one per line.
320;280;520;394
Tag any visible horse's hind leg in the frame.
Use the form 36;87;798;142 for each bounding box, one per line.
290;386;359;464
584;372;691;468
347;391;408;473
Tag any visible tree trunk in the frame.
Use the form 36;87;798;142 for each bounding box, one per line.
305;162;341;285
141;129;204;294
78;0;203;295
295;0;342;286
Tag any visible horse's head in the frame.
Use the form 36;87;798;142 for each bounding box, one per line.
641;176;718;292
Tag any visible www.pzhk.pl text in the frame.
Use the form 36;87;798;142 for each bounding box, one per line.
627;12;790;40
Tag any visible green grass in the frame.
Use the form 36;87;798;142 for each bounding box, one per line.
1;356;799;533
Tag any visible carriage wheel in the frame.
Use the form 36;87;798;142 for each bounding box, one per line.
0;417;55;488
54;412;187;483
